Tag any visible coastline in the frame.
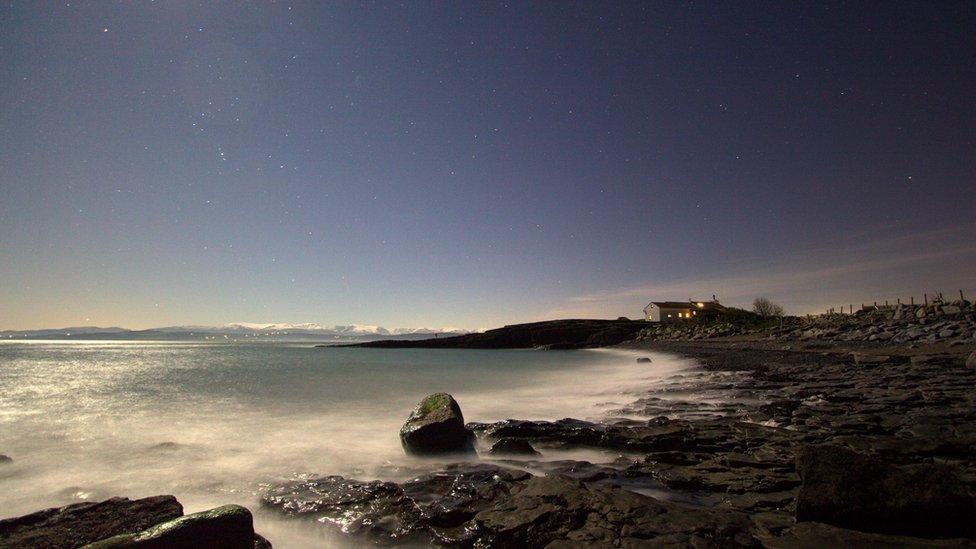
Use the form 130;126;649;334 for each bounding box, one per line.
266;321;976;546
3;317;975;547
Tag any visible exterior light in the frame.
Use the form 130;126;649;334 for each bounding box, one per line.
697;302;704;307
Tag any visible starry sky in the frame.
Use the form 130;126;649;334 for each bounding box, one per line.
1;1;974;330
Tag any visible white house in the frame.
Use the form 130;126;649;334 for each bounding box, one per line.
643;299;726;322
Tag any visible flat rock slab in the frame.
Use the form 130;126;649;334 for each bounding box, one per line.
0;496;183;549
795;444;976;538
765;522;976;549
262;465;762;547
471;475;760;547
263;463;529;545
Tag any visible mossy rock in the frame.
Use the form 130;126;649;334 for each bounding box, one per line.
399;393;474;456
84;505;258;548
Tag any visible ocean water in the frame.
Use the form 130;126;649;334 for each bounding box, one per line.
0;341;698;547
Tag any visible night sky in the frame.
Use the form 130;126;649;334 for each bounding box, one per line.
2;1;974;330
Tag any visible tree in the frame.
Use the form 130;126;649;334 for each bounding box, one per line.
753;297;784;318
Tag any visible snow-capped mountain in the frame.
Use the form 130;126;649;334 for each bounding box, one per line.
1;323;472;341
222;322;333;332
156;323;472;339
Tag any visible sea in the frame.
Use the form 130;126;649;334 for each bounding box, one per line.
0;340;701;547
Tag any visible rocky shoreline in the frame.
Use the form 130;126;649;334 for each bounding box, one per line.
0;495;270;548
4;317;975;547
271;333;976;546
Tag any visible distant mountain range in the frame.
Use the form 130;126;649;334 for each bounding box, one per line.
0;323;472;342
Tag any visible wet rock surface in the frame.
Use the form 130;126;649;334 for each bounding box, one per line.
0;496;269;549
263;465;761;547
262;464;531;545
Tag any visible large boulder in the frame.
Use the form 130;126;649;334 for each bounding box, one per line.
400;393;474;455
795;444;975;538
84;504;263;548
0;496;183;548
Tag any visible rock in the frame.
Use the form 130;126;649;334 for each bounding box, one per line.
84;505;261;548
910;354;948;365
400;464;530;535
851;352;890;365
0;496;183;548
488;438;540;456
262;464;530;545
0;454;11;464
468;418;604;448
942;305;962;315
770;521;975;548
535;342;587;350
626;445;800;503
146;442;184;452
473;475;759;547
532;459;619;482
938;329;955;339
795;444;975;538
265;468;759;547
399;393;474;455
636;357;652;363
263;475;420;543
967;350;976;369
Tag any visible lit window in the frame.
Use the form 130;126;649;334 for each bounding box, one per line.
667;314;672;318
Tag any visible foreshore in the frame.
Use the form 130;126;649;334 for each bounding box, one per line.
4;313;975;547
274;322;976;546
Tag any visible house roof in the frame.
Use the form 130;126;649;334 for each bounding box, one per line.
648;301;699;309
644;300;727;312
